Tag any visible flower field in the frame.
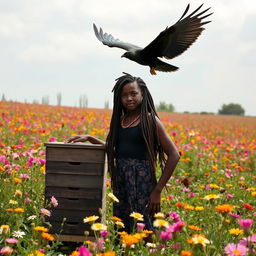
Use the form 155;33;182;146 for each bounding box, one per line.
0;101;256;256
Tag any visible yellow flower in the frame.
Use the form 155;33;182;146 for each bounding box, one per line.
107;193;119;202
203;194;221;200
153;219;169;228
83;215;99;223
14;190;22;196
91;223;107;231
154;212;165;218
115;221;125;228
130;212;144;221
209;184;220;189
194;206;204;211
251;191;256;197
41;232;55;241
9;200;18;205
184;204;194;210
229;228;244;236
190;234;210;247
34;226;49;232
0;225;10;234
146;242;157;248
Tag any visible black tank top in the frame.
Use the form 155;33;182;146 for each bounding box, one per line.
116;124;148;160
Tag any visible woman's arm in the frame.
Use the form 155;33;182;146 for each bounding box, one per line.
147;118;180;215
66;135;105;145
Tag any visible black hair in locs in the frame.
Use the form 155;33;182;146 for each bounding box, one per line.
106;73;167;190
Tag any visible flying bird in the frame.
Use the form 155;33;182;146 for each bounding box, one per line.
93;4;212;75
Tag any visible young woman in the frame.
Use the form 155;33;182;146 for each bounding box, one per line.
67;73;180;233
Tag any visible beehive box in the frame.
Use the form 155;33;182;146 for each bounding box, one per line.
44;142;106;242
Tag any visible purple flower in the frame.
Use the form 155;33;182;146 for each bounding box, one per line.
229;212;240;219
100;230;109;237
136;222;145;230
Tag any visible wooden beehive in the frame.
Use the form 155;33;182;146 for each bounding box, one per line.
44;142;106;242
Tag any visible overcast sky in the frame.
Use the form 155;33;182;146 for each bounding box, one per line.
0;0;255;115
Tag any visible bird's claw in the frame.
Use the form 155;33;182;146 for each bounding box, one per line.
150;68;157;75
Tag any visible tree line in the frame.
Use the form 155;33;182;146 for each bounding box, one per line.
1;93;246;115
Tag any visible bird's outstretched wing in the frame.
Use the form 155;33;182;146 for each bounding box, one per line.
140;4;213;59
93;24;142;52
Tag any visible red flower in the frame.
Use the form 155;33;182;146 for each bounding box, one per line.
243;203;254;211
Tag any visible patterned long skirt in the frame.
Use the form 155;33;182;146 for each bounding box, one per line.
113;158;155;233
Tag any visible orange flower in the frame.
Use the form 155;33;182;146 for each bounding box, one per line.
14;208;24;213
97;251;116;256
34;226;49;232
188;225;202;231
41;232;54;241
176;202;186;208
111;216;122;222
215;204;233;213
180;250;192;256
14;177;22;184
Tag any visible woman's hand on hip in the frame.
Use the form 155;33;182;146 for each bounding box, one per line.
147;189;161;216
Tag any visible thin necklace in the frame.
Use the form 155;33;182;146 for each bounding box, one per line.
121;114;140;128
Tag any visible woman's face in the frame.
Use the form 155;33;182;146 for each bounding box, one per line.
121;81;143;111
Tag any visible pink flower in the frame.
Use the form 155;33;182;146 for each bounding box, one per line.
78;245;93;256
224;243;247;256
226;194;234;200
5;238;18;244
172;243;181;249
239;234;256;246
20;173;30;180
166;221;185;233
238;219;253;230
182;187;190;192
25;197;32;204
100;230;109;237
0;246;13;255
189;192;195;197
49;137;56;142
50;196;58;207
38;158;46;165
229;213;240;219
167;195;173;200
160;231;172;240
40;208;51;217
136;223;145;230
97;237;104;251
169;212;181;222
172;131;177;137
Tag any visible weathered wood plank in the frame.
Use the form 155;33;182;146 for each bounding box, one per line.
45;174;103;188
46;161;104;175
46;147;105;163
49;221;93;235
45;197;102;211
48;209;99;222
45;187;102;199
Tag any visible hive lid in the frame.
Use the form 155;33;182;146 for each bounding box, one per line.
44;142;105;149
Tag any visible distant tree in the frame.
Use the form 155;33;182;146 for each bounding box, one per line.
1;94;6;101
33;99;39;104
57;92;62;106
79;94;88;108
41;95;50;105
104;100;109;109
156;101;175;113
218;103;245;116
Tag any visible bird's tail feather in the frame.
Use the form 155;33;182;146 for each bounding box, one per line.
155;59;179;72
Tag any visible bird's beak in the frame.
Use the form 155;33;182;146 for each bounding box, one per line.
121;53;125;58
